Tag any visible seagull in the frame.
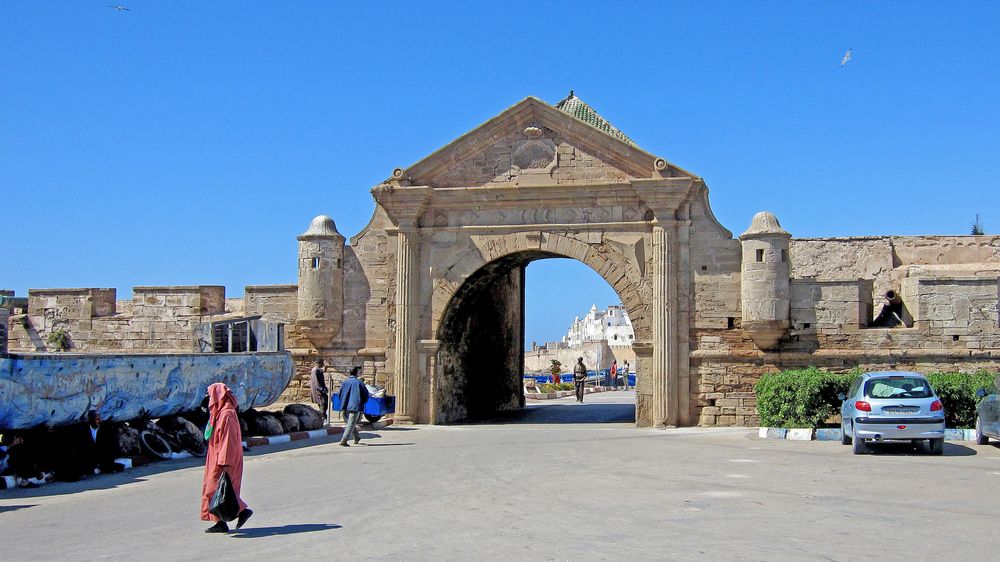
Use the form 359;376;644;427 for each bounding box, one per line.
841;48;853;67
108;5;130;10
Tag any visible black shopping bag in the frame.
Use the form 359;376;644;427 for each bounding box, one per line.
208;471;240;522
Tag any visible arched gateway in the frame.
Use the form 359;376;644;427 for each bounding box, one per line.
365;94;734;427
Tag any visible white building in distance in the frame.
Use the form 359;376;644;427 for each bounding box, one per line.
563;304;635;347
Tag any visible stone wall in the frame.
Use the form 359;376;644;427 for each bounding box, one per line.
8;286;249;354
690;234;1000;427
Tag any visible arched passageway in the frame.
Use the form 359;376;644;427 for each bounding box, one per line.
434;251;637;424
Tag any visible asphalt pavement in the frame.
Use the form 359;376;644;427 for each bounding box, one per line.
2;390;999;561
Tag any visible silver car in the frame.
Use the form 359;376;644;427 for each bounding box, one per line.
974;375;1000;444
839;371;946;455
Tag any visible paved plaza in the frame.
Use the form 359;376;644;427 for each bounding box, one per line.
2;390;998;561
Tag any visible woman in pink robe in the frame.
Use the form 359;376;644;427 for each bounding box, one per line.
200;382;252;533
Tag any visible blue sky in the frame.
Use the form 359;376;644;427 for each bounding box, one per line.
2;2;998;345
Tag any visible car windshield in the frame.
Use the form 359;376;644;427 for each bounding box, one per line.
864;377;932;399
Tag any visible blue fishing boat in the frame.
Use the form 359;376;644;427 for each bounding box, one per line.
0;352;293;431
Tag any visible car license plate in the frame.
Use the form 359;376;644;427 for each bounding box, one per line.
883;407;918;414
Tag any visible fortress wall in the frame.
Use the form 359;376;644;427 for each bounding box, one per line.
692;233;1000;427
689;198;742;332
7;285;246;354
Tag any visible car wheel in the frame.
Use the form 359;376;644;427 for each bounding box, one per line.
976;417;989;445
851;433;868;455
840;423;852;445
929;438;944;456
363;414;383;424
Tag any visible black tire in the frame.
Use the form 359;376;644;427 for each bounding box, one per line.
363;414;383;424
841;423;852;445
851;433;868;455
929;438;944;456
976;417;989;445
139;430;172;460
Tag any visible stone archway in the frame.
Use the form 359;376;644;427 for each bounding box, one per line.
369;96;720;427
431;244;647;424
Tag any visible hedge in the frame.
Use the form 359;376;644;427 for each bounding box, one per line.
755;368;995;428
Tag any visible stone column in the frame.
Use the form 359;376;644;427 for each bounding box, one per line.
419;339;440;424
651;220;679;427
0;294;10;357
393;221;420;423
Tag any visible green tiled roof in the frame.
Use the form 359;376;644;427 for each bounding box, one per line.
553;91;637;147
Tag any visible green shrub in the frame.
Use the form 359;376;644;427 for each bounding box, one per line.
538;383;574;393
926;371;994;428
45;327;71;351
755;368;854;428
756;367;995;429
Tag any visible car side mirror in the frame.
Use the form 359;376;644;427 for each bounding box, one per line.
837;393;846;401
976;388;987;398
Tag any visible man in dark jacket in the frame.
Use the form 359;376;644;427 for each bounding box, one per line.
338;366;370;447
573;357;588;403
309;358;329;424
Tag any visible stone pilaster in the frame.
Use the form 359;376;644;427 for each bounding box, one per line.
650;221;679;427
419;339;440;424
393;222;420;423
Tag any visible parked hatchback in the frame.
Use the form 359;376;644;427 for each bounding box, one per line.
974;374;1000;444
839;371;946;455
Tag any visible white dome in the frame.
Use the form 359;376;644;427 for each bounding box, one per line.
300;215;341;237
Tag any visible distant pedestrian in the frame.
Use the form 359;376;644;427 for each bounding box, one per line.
310;358;329;424
610;359;619;390
201;383;252;533
338;366;370;447
573;357;587;403
622;360;630;390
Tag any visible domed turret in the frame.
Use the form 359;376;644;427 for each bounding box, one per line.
739;211;791;350
296;215;345;348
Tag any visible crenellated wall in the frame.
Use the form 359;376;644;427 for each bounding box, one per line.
690;234;1000;427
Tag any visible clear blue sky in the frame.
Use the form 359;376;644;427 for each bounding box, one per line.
2;2;998;345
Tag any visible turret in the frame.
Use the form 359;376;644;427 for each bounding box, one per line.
739;211;791;350
296;215;345;348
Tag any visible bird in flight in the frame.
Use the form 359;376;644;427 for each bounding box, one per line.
841;48;853;67
108;5;130;10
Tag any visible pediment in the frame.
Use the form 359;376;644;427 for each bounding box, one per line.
386;97;694;189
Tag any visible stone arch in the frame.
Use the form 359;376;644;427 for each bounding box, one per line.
428;231;648;423
429;231;650;342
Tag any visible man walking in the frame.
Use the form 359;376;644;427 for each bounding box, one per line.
622;360;631;390
309;358;329;424
573;357;587;403
610;359;619;391
337;366;370;447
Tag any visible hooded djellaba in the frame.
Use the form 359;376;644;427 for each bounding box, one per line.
200;382;253;533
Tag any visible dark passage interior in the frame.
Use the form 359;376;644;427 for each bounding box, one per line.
435;251;557;423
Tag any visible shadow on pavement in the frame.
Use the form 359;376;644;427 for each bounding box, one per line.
230;523;341;538
0;432;367;499
0;504;37;513
865;442;977;457
467;403;636;425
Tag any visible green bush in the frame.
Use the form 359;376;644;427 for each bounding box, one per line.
45;327;71;351
756;368;995;429
926;371;994;428
538;383;574;393
755;368;854;428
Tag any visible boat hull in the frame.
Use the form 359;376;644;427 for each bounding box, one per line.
0;352;293;430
